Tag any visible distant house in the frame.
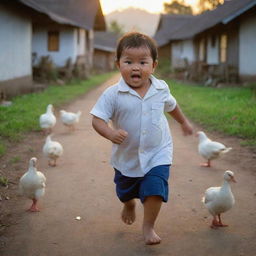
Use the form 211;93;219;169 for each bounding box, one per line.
0;0;105;97
0;2;34;97
27;0;105;70
154;0;256;83
154;14;195;67
93;31;119;72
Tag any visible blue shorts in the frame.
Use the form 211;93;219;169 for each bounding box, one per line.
114;165;170;203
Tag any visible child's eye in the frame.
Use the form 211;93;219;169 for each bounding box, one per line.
141;61;146;65
125;61;131;64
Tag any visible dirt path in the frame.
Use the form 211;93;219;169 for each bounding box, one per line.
1;74;256;256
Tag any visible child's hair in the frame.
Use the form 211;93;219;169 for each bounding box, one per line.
116;32;158;62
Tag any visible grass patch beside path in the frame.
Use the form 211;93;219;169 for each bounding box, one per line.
167;79;256;146
0;72;114;156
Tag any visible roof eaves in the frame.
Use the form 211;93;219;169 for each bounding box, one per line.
94;45;115;52
19;0;90;30
222;0;256;24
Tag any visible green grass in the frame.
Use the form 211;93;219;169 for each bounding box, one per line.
0;176;8;187
0;69;255;157
166;79;256;146
9;156;21;164
0;142;6;156
0;72;114;156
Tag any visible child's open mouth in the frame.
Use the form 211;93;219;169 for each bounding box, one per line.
131;74;141;80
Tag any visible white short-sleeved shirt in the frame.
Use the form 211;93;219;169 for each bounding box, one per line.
90;75;177;177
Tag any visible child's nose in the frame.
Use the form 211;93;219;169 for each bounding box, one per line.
132;64;139;70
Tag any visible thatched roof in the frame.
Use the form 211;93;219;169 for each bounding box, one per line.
94;31;119;52
19;0;106;30
154;0;256;46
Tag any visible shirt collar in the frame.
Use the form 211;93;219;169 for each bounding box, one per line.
117;75;165;92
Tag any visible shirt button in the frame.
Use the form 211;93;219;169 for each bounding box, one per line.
142;130;146;135
140;149;144;153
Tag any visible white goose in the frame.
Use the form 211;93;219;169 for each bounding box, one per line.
60;110;82;131
197;131;232;167
39;104;56;134
43;135;63;167
19;157;46;212
202;170;236;228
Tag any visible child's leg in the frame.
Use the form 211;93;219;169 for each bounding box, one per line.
143;195;162;245
122;199;136;225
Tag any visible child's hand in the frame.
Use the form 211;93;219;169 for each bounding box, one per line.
180;120;193;136
110;129;128;144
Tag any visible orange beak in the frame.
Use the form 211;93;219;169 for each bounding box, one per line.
231;176;237;183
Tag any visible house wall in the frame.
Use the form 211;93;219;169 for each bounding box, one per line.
86;29;94;68
206;36;219;64
158;44;171;69
158;44;171;59
32;25;77;67
93;50;115;71
239;14;256;79
172;39;195;69
0;4;32;97
76;28;86;56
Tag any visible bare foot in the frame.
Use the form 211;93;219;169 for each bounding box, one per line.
143;225;161;245
121;200;136;225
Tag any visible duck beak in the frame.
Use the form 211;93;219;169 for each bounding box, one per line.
231;177;237;183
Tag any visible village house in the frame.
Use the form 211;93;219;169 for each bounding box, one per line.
154;0;256;84
0;0;105;98
93;31;119;72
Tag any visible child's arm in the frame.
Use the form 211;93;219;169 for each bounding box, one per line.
168;104;193;136
92;116;128;144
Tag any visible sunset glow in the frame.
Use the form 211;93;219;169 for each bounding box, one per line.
100;0;199;14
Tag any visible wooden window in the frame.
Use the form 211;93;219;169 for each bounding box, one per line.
48;31;59;51
220;34;227;63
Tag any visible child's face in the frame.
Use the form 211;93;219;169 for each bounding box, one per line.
116;46;157;90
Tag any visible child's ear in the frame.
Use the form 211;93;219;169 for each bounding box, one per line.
152;60;158;71
115;59;120;69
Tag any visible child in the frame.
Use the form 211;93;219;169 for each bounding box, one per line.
90;32;193;245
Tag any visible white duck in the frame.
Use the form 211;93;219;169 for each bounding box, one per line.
202;170;236;228
43;135;63;167
60;110;82;131
19;157;46;212
197;131;232;167
39;104;56;134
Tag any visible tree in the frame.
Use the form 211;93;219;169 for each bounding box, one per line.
197;0;224;13
164;0;193;15
108;20;124;35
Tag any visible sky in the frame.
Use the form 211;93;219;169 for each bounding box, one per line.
100;0;199;14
